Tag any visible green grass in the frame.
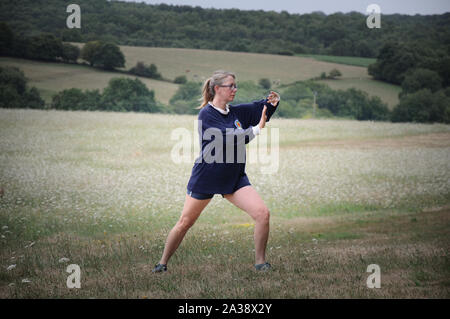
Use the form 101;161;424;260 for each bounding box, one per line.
113;45;369;83
298;54;377;68
0;109;449;298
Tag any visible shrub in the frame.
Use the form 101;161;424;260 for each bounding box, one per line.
81;41;125;70
0;66;44;109
101;77;159;112
0;66;26;94
392;89;450;123
61;43;80;63
328;69;342;79
173;75;187;84
51;88;87;110
258;78;271;90
28;33;63;61
400;68;442;96
168;81;202;114
129;62;162;79
51;88;102;111
50;78;160;113
278;50;294;56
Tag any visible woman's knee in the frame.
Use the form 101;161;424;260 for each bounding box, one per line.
253;206;270;224
176;215;196;233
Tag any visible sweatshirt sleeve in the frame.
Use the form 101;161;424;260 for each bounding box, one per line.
229;99;278;129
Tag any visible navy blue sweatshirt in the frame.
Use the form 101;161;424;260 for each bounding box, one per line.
187;99;278;194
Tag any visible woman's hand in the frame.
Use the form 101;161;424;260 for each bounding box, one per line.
259;105;267;129
267;91;280;106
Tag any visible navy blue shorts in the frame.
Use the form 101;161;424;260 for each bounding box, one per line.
187;175;251;200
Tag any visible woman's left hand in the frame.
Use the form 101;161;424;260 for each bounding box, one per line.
267;91;280;106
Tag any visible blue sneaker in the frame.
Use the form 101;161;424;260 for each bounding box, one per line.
152;263;167;273
255;262;271;271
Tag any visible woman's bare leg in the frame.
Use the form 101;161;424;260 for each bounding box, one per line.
159;194;212;265
224;186;270;265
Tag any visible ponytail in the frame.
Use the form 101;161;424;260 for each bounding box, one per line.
198;78;214;109
197;70;235;109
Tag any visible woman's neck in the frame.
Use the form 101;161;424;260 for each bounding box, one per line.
211;97;227;110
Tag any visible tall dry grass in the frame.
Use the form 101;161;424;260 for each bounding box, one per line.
0;109;449;298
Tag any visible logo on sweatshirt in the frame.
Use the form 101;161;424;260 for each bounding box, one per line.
234;119;242;129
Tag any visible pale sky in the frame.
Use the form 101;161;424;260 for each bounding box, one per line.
120;0;450;15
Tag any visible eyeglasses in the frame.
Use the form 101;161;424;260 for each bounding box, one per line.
219;84;238;90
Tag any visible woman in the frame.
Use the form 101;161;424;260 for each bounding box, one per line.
153;70;280;272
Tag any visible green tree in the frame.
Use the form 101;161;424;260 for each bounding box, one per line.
400;68;442;96
281;82;313;103
169;81;202;114
61;43;80;63
81;41;125;70
368;42;417;84
173;75;187;84
94;42;125;70
329;39;353;56
0;66;44;109
81;41;102;66
102;77;158;112
0;66;27;94
258;78;271;90
28;33;63;61
61;29;83;42
360;96;390;121
0;85;22;108
1;1;450;60
23;87;45;109
392;89;450;123
129;62;162;79
51;88;87;110
328;69;342;79
437;56;450;87
0;22;13;56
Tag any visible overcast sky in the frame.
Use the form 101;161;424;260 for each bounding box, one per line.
120;0;450;15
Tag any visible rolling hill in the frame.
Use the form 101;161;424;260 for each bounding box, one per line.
0;45;401;108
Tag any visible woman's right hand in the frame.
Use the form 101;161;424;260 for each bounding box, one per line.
259;105;268;129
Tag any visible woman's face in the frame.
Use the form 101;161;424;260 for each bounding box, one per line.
215;76;237;103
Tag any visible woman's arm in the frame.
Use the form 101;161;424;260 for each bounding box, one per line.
230;92;280;128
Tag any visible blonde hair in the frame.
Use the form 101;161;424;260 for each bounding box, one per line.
197;70;235;109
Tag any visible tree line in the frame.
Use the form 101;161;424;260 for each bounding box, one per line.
1;0;449;58
2;62;448;123
1;0;449;123
167;79;391;121
0;62;390;121
0;65;162;113
0;22;167;80
370;42;450;123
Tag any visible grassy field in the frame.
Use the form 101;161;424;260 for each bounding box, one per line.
116;45;369;82
1;109;449;298
298;54;377;68
1;45;400;108
0;57;179;105
92;45;400;107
